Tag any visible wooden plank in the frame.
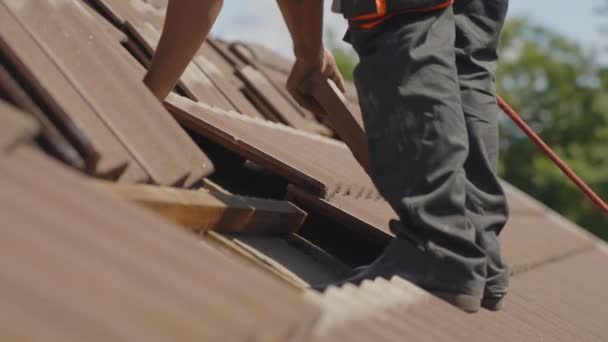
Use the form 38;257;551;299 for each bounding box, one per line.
305;72;370;173
165;93;377;198
0;100;39;152
103;182;307;234
2;0;213;186
0;7;143;181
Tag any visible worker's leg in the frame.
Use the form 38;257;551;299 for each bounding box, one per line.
144;0;224;100
348;7;487;310
453;0;510;308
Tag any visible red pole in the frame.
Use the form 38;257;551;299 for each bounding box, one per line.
497;96;608;215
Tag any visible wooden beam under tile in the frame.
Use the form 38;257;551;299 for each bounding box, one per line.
0;100;39;152
102;182;307;234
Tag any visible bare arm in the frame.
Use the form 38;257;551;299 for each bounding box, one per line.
276;0;324;65
276;0;345;113
144;0;223;100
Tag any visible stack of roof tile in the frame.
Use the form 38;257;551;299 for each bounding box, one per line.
0;0;213;185
1;0;607;340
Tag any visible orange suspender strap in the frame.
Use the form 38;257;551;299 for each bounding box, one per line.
349;0;388;21
350;0;455;29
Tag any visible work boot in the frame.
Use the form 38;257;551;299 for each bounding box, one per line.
481;294;505;311
312;237;483;313
346;255;507;311
482;261;509;311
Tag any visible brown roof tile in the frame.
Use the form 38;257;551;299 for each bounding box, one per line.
2;0;213;185
0;7;136;179
501;213;595;273
287;185;394;243
315;247;608;341
92;0;271;119
0;146;319;342
237;65;328;133
1;2;602;339
231;42;294;75
208;234;346;287
195;41;267;118
166;93;376;198
124;20;239;110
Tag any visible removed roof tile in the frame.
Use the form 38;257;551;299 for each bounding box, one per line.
166;93;375;198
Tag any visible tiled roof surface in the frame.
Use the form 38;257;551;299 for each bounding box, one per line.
0;144;318;342
1;0;606;340
314;246;608;342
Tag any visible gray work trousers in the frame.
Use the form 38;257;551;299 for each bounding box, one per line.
349;0;510;297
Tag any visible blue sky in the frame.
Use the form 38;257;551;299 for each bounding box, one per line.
212;0;606;59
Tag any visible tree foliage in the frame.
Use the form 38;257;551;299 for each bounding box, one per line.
497;18;608;239
326;30;356;81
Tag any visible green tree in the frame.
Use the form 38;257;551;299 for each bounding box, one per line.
326;30;356;81
497;18;608;239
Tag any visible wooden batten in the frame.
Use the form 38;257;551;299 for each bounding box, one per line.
102;182;307;234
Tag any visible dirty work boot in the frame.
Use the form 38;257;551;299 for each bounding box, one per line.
312;238;483;313
481;293;505;311
345;266;506;311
